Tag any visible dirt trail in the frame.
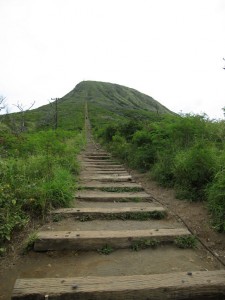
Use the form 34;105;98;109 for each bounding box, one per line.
1;116;225;299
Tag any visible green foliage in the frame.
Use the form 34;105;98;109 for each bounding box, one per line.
207;169;225;232
0;129;85;245
175;235;197;249
23;232;38;253
97;244;114;255
131;239;159;251
93;109;225;232
151;150;175;187
173;143;217;200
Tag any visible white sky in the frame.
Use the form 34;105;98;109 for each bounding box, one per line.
0;0;225;119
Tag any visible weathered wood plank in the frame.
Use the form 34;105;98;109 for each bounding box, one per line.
80;181;143;189
34;228;190;251
80;175;132;182
52;206;166;216
12;270;225;299
76;191;153;202
81;170;129;174
84;155;111;160
82;166;126;171
82;161;119;165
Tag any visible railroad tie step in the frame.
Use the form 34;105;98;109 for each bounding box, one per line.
76;191;153;202
82;161;120;165
80;175;133;182
82;166;126;170
81;170;129;174
52;206;166;220
33;228;190;251
84;155;111;160
12;270;225;300
80;181;144;190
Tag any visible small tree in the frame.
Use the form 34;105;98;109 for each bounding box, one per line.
0;96;6;114
12;101;35;133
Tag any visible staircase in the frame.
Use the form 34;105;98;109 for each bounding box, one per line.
12;120;225;299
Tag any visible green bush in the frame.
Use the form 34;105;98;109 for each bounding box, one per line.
0;130;84;245
173;143;217;200
151;150;175;187
207;170;225;232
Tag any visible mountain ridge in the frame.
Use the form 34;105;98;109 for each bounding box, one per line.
63;80;173;115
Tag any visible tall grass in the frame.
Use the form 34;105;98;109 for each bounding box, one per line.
0;129;85;245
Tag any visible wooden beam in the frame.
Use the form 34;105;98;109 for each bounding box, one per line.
34;228;190;251
12;270;225;299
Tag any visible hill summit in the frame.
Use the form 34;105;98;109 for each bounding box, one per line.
64;80;172;115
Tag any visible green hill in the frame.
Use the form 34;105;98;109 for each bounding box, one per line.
64;81;173;126
2;80;173;132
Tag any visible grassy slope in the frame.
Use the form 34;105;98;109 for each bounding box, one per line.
2;80;172;132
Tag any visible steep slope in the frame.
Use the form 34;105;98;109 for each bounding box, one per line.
1;81;173;132
65;80;172;114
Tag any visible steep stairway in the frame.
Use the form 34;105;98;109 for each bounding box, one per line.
11;121;225;299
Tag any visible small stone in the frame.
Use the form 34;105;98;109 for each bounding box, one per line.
47;264;52;268
187;272;192;276
45;295;49;299
61;280;65;283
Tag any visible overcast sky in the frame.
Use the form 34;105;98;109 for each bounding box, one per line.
1;0;225;118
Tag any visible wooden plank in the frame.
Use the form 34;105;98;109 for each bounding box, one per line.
80;182;143;189
76;191;153;202
82;162;123;168
81;170;129;175
82;167;125;170
12;270;225;299
84;152;109;156
34;228;190;251
82;161;119;165
80;175;132;182
52;206;166;216
84;155;111;160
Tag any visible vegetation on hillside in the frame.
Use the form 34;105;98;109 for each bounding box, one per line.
0;96;85;252
92;112;225;233
1;79;225;252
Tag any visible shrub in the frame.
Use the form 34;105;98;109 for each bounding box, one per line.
207;170;225;232
151;150;175;187
173;143;217;201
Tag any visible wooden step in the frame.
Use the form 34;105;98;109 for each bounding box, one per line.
80;181;143;190
84;155;111;160
52;206;166;219
34;228;191;251
82;161;119;165
81;170;129;175
76;191;153;202
82;167;125;171
12;271;225;299
85;152;109;156
80;175;132;182
12;270;225;300
82;164;124;169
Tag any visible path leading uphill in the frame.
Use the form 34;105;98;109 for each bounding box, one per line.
10;119;225;299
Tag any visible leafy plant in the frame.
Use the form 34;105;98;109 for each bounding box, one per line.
207;169;225;232
97;244;114;255
174;235;197;249
23;232;38;253
131;239;159;251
